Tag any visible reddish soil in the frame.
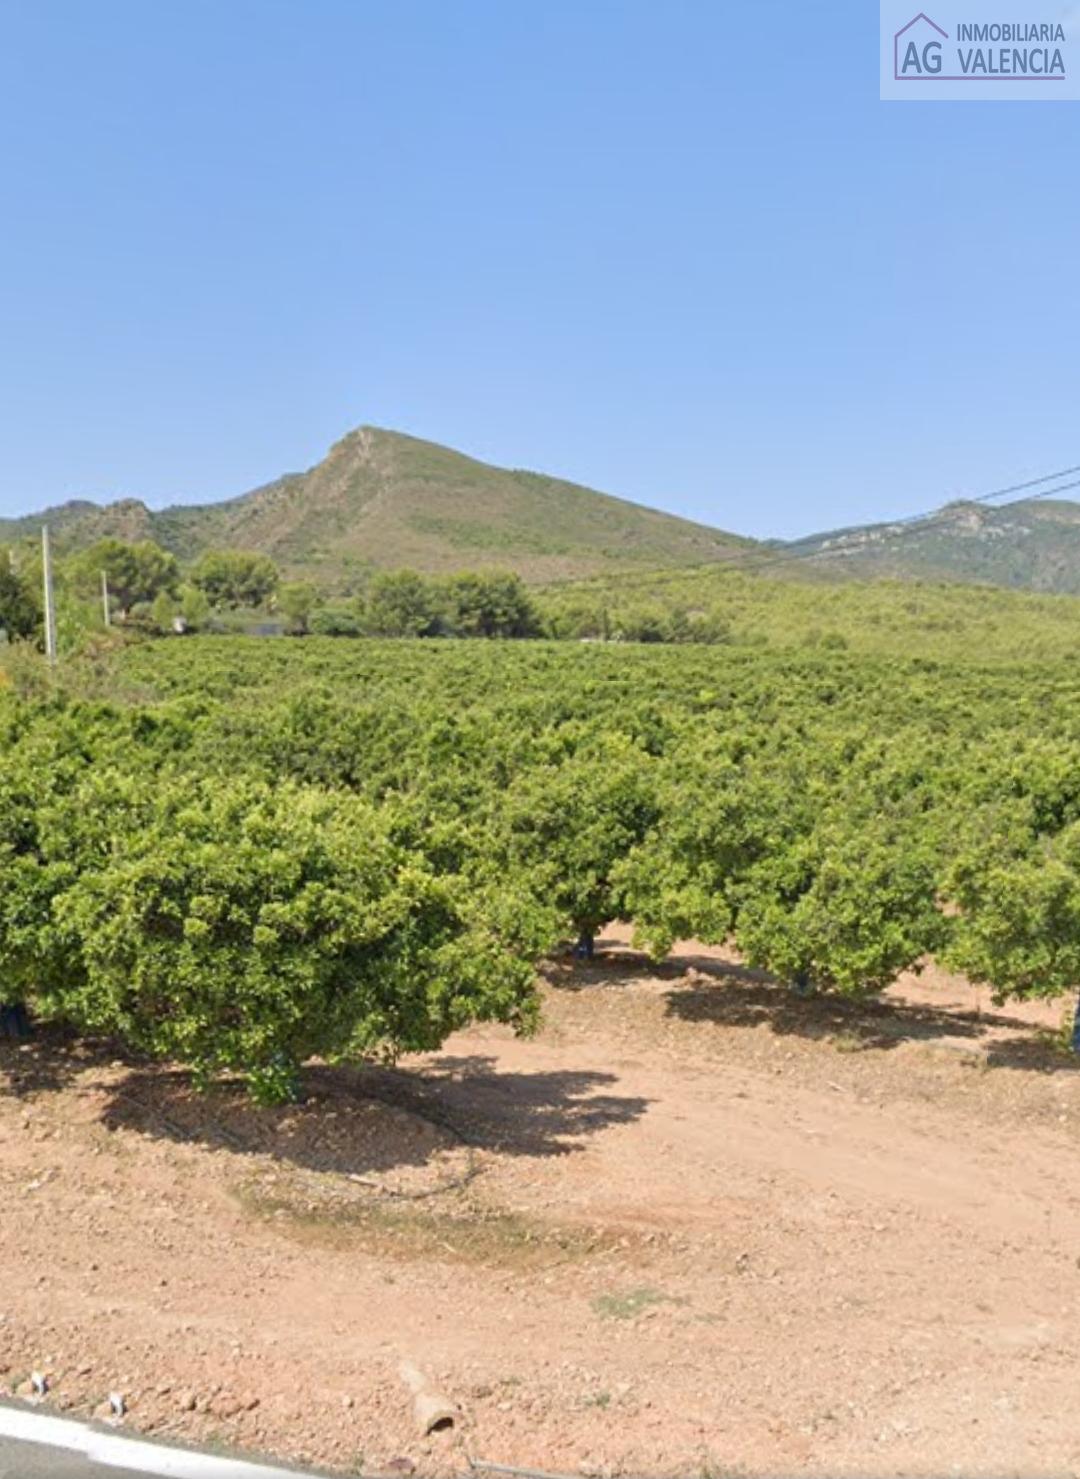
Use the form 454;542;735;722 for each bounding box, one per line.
3;931;1080;1478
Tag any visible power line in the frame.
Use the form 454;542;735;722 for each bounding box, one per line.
734;476;1080;577
954;463;1080;507
758;466;1080;561
714;464;1080;579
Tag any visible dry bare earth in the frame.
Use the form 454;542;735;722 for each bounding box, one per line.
3;930;1080;1478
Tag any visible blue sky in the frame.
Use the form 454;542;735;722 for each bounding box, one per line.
0;0;1077;538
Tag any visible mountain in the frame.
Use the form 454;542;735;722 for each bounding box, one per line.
6;430;1080;595
782;498;1080;594
0;428;752;587
0;497;156;549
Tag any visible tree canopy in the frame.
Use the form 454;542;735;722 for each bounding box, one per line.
77;538;179;618
442;571;538;638
7;603;1080;1097
191;550;280;609
0;556;40;641
366;569;443;637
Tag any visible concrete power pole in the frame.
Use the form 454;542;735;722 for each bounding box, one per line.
41;525;58;664
101;569;111;627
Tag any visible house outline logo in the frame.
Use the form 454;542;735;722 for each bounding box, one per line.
890;8;1068;83
894;12;949;79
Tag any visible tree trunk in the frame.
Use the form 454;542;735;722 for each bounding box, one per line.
0;1002;31;1040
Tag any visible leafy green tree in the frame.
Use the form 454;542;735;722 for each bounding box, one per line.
944;815;1080;1001
496;736;660;952
617;751;788;959
541;600;610;641
611;605;667;643
366;569;442;637
179;584;211;630
191;550;279;609
686;609;733;645
280;581;319;636
151;590;177;634
6;768;540;1102
78;539;179;619
0;557;39;641
443;571;538;638
731;804;946;995
310;603;364;636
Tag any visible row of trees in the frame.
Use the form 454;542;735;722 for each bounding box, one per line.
0;540;282;645
1;539;544;646
302;569;540;639
0;541;787;650
5;635;1080;1094
82;543;280;621
0;539;867;653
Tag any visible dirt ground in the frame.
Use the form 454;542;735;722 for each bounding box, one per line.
4;930;1080;1478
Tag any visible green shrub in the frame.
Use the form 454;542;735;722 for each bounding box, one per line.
3;767;539;1098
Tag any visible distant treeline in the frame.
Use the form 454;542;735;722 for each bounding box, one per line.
0;535;741;647
0;539;540;645
7;535;1080;664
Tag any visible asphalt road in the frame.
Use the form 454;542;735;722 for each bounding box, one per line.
0;1432;153;1475
0;1408;324;1479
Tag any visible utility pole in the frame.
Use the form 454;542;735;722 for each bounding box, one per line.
101;569;111;627
41;525;57;664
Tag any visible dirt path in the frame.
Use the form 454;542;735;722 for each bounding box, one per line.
3;935;1080;1477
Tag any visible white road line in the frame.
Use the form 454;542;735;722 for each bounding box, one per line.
0;1402;318;1478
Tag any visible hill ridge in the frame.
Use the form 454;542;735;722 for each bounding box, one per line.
5;428;1080;593
0;426;752;587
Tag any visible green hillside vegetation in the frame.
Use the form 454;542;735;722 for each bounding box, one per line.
9;527;1080;664
0;497;156;548
7;429;1080;595
535;564;1080;662
782;497;1080;593
0;428;752;586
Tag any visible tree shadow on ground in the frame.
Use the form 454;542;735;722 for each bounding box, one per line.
0;1022;124;1099
665;961;1080;1073
98;1056;651;1179
553;941;1080;1076
546;942;696;993
394;1053;651;1154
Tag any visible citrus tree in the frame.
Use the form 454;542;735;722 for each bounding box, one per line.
1;756;540;1101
